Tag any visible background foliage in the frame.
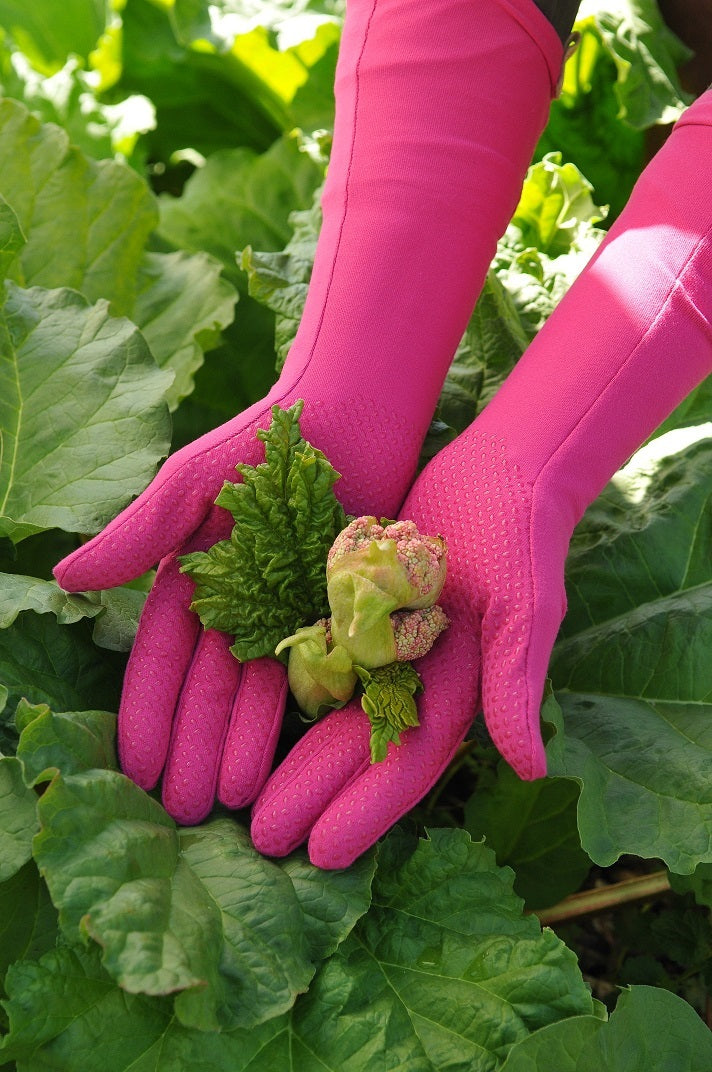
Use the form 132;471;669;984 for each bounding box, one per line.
1;0;712;1067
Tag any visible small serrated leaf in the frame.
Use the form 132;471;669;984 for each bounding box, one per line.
355;662;423;763
181;402;346;661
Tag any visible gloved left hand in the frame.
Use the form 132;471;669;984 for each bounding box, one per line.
54;0;562;825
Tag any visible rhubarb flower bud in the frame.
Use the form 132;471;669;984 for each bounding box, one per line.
326;516;447;667
391;605;449;661
275;622;357;720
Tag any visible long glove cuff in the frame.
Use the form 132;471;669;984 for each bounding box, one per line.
476;88;712;534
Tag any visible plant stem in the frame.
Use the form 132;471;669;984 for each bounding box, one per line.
533;870;671;925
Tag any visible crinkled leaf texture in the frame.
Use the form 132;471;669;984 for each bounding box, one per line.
499;985;712;1071
181;401;347;661
32;762;375;1032
0;282;172;543
1;828;594;1071
548;433;712;873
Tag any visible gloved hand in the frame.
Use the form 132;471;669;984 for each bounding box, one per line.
54;0;562;822
252;89;712;868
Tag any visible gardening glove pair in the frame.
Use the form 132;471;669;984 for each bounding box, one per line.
253;88;712;868
54;0;564;824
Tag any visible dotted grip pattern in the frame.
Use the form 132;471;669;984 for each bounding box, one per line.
252;429;559;869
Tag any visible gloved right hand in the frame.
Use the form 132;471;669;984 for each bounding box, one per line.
251;88;712;869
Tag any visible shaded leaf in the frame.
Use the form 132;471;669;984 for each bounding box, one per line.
545;692;712;874
0;612;126;713
464;762;590;910
0;861;58;994
118;0;283;161
90;586;146;652
546;435;712;872
0;754;37;880
499;985;712;1071
169;301;280;453
0;573;145;652
16;704;116;785
133;250;237;411
0;574;103;629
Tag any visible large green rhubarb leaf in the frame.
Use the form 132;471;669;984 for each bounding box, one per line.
0;99;156;315
0;99;236;405
0;282;171;542
2;829;593;1071
499;985;712;1071
33;771;374;1032
548;433;712;872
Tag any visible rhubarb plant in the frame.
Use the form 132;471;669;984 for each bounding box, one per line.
1;1;712;1067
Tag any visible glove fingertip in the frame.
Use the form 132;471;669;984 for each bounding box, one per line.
53;550;88;593
308;842;358;871
250;813;301;859
307;825;370;870
53;541;136;593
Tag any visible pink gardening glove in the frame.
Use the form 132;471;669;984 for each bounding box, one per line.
54;0;562;823
252;89;712;868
